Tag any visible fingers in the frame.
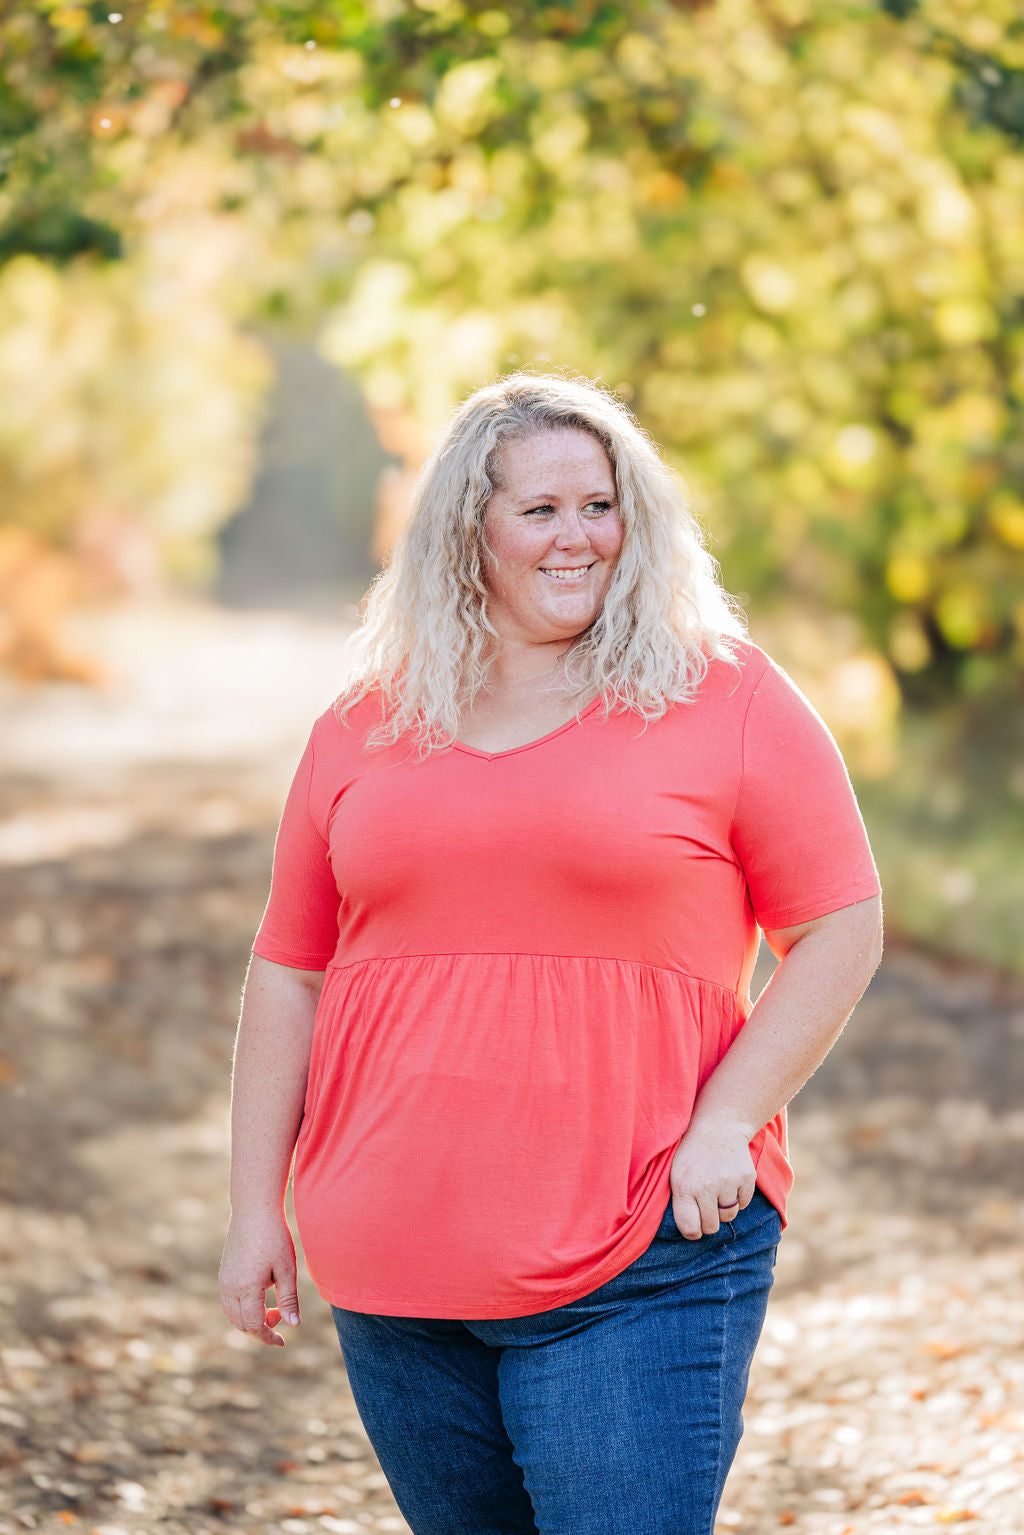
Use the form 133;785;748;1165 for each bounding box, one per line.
671;1182;752;1239
273;1276;301;1330
670;1193;705;1241
238;1288;285;1346
219;1261;300;1348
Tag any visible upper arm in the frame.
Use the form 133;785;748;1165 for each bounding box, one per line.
250;720;341;972
761;892;884;964
730;657;882;937
247;951;327;996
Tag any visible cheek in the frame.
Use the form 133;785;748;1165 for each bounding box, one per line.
484;532;540;597
598;520;625;563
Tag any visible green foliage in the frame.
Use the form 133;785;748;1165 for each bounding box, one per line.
1;0;1023;724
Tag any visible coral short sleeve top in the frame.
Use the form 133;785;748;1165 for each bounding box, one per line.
252;640;881;1318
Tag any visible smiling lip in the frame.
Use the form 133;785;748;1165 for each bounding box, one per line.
539;563;595;580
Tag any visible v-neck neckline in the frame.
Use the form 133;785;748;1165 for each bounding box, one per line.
451;694;604;761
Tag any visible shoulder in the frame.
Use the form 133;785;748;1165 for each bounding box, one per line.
697;637;775;708
309;684;389;758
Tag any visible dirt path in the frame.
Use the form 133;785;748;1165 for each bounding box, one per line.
2;599;1021;1535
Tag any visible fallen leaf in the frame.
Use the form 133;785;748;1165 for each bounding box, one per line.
924;1341;964;1359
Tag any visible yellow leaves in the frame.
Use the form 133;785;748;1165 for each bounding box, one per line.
934;1509;979;1524
476;9;510;38
933;299;997;346
918;178;977;243
768;166;816;208
530;113;590;173
740;256;798;314
738;321;782;362
987;494;1024;550
321;261;414;367
783;459;828;505
825;651;902;736
0;253;63;330
0;234;271;592
886;554;930;603
733;27;788;86
828;423;882;486
130;79;190;140
615;32;666;88
766;398;810;440
543;199;612;261
706;161;749;196
934;586;990;650
166;10;224;48
395;183;470;250
277;47;326;86
392;103;437;148
845;184;891;224
640;171;688;208
959;12;1004;51
889;612;931;672
910;392;1003;490
435;59;502;135
835;278;883;329
946;391;1005;443
0;528;97;683
49;7;89;33
844;104;908;160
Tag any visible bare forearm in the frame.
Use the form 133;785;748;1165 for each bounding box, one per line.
689;921;883;1139
228;955;322;1218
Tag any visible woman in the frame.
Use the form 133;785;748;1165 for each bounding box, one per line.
219;372;883;1535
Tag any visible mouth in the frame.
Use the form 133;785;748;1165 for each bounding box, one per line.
538;564;595;584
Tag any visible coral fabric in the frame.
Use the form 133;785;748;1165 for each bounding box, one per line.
251;640;881;1318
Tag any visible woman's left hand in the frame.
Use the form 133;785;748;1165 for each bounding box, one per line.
668;1114;757;1239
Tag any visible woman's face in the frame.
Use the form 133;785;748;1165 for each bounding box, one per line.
481;429;623;650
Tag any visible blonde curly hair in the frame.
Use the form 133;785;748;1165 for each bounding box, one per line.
335;371;748;752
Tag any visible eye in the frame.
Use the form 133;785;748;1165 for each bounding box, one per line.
522;500;615;517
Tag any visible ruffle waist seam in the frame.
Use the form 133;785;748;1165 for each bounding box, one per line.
324;950;739;996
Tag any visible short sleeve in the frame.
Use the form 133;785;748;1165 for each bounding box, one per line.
251;725;340;969
730;658;882;931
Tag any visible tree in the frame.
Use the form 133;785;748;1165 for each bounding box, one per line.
1;0;1022;719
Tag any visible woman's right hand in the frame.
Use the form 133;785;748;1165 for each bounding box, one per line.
219;1209;301;1347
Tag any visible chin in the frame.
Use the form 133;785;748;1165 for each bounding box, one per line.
536;606;602;639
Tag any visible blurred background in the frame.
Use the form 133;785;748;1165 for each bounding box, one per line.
1;2;1022;1532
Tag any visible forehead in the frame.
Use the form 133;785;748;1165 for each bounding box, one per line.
493;428;614;490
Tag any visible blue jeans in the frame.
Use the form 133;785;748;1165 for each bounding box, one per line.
330;1186;782;1535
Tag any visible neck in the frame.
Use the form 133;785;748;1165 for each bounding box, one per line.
484;636;577;692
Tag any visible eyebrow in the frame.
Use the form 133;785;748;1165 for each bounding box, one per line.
514;490;617;505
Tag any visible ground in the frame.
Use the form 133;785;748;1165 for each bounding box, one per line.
1;597;1022;1535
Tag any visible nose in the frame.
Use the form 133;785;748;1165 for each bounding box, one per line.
552;510;591;550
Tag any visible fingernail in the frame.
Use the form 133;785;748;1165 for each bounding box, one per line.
287;1313;300;1326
